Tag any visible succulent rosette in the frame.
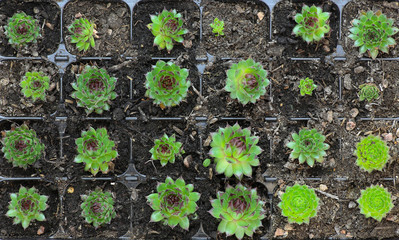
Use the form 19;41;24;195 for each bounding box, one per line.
80;188;116;228
68;18;98;52
71;65;117;115
357;185;393;221
225;58;269;105
286;128;329;167
20;71;50;102
298;77;317;96
1;124;45;169
293;5;330;43
145;60;190;107
358;83;380;102
210;17;224;36
146;177;200;230
209;184;266;239
150;134;184;167
355;135;389;173
74;127;118;176
4;12;41;48
209;123;262;179
349;11;399;59
6;186;48;229
278;184;319;224
147;9;188;53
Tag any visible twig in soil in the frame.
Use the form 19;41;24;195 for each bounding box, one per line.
314;188;339;200
192;85;205;101
271;64;284;73
138;107;148;122
145;159;157;173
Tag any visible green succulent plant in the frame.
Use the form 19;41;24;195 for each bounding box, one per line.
293;5;330;43
74;127;118;176
20;71;50;102
210;17;224;37
67;18;98;52
358;83;380;102
145;60;190;107
1;124;44;169
6;186;48;229
147;177;200;230
150;134;184;167
80;188;116;228
286;128;330;167
71;65;117;115
278;184;319;224
209;184;265;239
298;77;317;96
225;58;269;105
355;135;389;173
349;11;399;59
147;9;188;53
4;12;41;48
209;123;262;180
358;185;393;221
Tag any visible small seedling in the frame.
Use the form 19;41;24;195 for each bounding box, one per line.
81;188;116;228
150;134;184;166
349;11;399;59
209;123;262;179
225;58;269;105
145;60;190;107
147;9;188;53
298;77;317;96
209;184;265;239
70;65;117;115
358;185;393;221
1;124;44;169
6;186;48;229
147;177;200;230
67;18;98;52
278;184;319;224
286;128;329;167
358;83;379;102
4;12;41;48
74;127;118;176
293;5;330;43
210;17;224;36
355;135;389;173
20;71;50;102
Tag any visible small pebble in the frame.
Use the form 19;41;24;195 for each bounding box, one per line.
319;184;328;191
344;74;352;90
346;120;356;131
382;133;393;142
33;7;40;14
354;66;364;74
349;108;359;118
348;201;357;209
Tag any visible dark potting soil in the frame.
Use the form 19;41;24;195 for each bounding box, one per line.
63;181;130;238
342;0;399;59
132;0;200;58
272;0;339;58
202;0;269;58
0;120;59;178
0;60;60;117
0;180;59;238
0;0;60;57
63;0;130;56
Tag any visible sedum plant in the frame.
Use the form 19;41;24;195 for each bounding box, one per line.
147;177;200;230
20;71;50;102
209;123;262;180
74;127;118;176
150;134;184;167
278;184;319;224
145;60;190;107
4;12;41;48
357;185;393;221
293;5;330;43
355;135;389;173
67;18;98;52
209;184;266;239
147;9;188;53
298;77;317;96
1;124;44;169
210;17;224;37
71;65;117;115
349;11;399;59
225;58;269;105
6;186;48;229
81;188;116;228
358;83;379;102
286;128;329;167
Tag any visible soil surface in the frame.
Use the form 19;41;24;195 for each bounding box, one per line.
0;0;60;57
63;0;130;56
